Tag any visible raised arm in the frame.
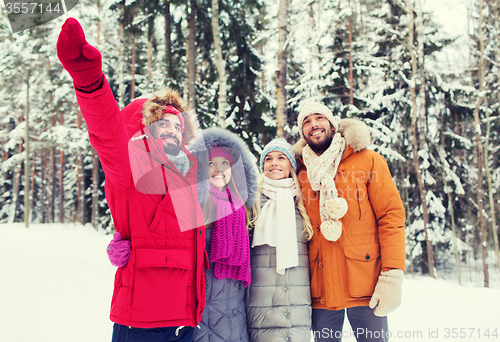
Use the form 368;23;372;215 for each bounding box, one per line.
57;18;132;189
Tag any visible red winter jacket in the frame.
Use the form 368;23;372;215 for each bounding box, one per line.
74;77;207;328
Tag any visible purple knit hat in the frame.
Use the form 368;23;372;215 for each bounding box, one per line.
209;146;233;165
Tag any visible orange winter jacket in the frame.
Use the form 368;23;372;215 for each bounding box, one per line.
295;119;406;311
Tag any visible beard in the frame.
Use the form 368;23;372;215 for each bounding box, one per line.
306;134;333;155
161;135;182;155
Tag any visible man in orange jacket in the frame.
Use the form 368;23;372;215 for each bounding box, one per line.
294;102;406;342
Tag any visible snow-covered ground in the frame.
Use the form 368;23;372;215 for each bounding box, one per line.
1;223;499;342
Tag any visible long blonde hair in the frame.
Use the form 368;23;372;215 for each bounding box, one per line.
250;171;313;240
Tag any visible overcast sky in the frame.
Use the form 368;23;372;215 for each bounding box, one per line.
424;0;470;73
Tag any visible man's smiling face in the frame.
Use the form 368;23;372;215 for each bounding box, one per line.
151;113;183;155
302;113;335;155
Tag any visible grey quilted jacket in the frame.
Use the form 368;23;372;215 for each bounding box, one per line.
245;195;312;342
193;224;250;342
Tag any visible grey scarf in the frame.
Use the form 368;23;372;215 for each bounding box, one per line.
166;150;190;176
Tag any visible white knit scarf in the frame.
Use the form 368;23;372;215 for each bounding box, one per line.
252;177;298;275
302;133;348;241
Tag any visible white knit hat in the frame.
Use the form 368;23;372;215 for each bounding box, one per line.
297;101;339;138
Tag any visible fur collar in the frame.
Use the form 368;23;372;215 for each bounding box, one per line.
294;118;371;158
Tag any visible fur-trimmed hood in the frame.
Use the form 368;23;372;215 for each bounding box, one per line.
120;88;200;147
197;127;258;208
294;118;371;159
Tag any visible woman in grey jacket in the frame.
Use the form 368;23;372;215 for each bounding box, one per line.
194;127;258;342
246;139;313;342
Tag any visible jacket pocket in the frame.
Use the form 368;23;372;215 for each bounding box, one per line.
131;248;192;322
309;249;322;299
343;244;381;298
146;194;172;233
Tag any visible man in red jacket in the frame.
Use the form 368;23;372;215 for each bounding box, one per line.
57;18;207;342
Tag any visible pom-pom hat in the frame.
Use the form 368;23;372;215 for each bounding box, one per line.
259;138;297;172
297;101;339;139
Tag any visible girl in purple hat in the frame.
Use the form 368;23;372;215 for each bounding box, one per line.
194;127;258;342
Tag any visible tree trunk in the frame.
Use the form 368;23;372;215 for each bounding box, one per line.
30;151;35;223
402;155;414;275
49;146;56;223
466;227;474;283
211;0;227;128
261;44;266;93
406;0;435;277
487;0;500;269
96;0;101;45
118;22;125;108
147;39;153;91
8;117;24;224
48;117;56;223
2;138;8;209
276;0;288;138
454;110;463;161
91;149;100;229
440;103;461;284
59;111;64;223
76;153;84;223
9;161;22;223
24;69;30;228
164;0;173;85
484;99;498;270
186;0;196;106
41;151;47;223
76;107;85;224
348;0;354;105
473;0;489;287
131;34;136;101
416;0;427;148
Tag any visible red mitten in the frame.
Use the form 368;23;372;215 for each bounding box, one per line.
57;18;103;92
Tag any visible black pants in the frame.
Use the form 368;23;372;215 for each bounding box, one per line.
312;307;389;342
112;324;195;342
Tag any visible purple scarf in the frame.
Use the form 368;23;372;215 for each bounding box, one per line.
209;185;251;287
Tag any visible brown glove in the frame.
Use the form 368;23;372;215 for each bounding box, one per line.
368;269;404;317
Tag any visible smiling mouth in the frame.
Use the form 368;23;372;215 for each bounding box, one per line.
269;169;282;172
212;175;225;178
310;130;323;137
162;136;179;144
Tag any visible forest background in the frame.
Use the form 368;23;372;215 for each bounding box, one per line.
0;0;499;287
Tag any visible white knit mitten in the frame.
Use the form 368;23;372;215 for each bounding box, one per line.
368;269;404;317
